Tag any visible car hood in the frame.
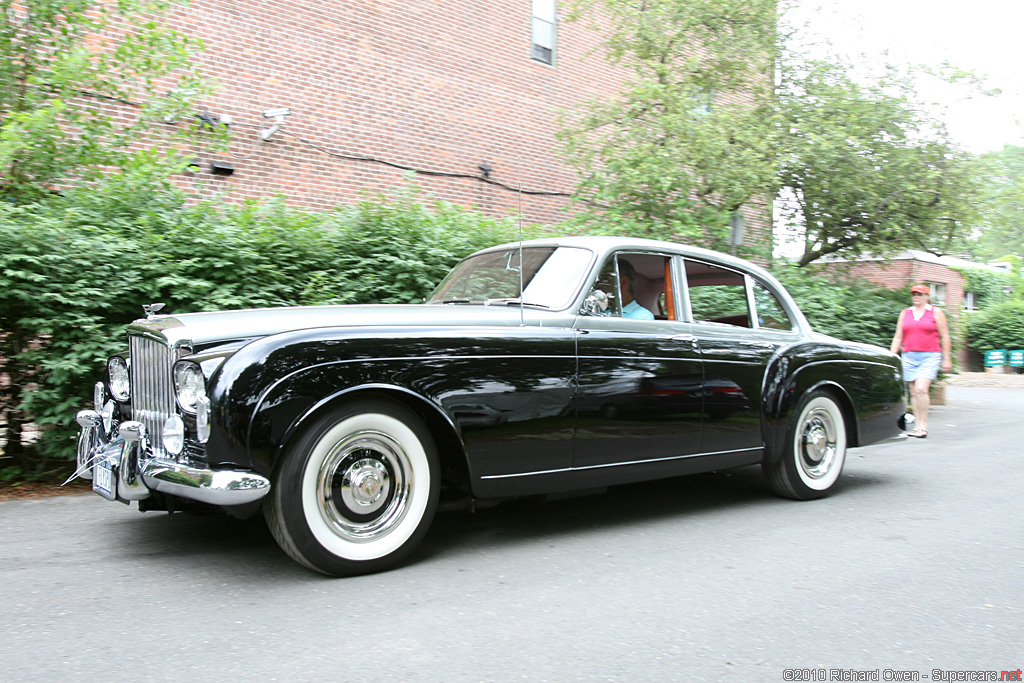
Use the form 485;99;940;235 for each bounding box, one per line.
129;303;570;347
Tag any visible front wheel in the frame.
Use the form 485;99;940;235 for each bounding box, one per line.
764;390;847;500
265;400;439;576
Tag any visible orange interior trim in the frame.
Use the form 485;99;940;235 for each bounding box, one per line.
664;260;676;321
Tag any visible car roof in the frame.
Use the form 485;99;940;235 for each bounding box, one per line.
480;236;775;281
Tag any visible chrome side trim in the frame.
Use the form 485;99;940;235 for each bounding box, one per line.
479;446;763;480
141;461;271;506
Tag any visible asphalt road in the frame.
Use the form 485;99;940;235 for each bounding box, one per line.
2;386;1021;682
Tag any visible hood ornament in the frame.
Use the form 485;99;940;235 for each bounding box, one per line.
142;303;166;319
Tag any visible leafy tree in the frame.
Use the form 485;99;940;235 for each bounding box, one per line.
969;145;1024;261
776;57;983;266
558;0;778;248
559;2;985;265
0;0;209;199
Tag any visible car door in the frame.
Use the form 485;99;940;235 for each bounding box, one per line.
573;251;705;469
682;259;798;455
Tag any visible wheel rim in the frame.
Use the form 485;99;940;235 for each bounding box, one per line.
317;430;412;542
798;407;838;480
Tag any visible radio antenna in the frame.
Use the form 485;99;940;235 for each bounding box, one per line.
517;155;524;327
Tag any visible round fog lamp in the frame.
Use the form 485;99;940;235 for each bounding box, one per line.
162;416;185;456
196;394;211;444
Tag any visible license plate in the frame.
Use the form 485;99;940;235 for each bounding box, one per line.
93;458;115;500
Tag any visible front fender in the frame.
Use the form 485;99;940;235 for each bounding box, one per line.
203;324;578;484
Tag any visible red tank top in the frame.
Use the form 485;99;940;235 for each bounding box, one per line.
901;306;940;352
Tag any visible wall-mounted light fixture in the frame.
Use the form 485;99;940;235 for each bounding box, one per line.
478;163;492;178
260;107;291;141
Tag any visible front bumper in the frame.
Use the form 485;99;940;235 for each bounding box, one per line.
75;409;270;507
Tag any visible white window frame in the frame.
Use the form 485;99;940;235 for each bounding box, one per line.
531;0;556;65
926;282;947;306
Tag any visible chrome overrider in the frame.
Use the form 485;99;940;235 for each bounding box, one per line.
75;409;270;506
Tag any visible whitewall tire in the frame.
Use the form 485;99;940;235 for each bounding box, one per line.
265;400;439;576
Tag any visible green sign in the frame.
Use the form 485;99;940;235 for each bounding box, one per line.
985;349;1007;366
1009;350;1024;367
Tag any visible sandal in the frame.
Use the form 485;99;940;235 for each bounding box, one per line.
908;429;928;438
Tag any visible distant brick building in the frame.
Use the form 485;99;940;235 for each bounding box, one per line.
151;0;770;243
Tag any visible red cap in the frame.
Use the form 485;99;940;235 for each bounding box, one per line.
910;284;930;294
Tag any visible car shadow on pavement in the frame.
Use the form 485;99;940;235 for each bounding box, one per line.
104;462;898;580
417;463;896;562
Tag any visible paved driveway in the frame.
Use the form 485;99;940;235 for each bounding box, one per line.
1;385;1021;682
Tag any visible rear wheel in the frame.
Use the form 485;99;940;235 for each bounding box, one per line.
764;390;847;500
265;400;439;576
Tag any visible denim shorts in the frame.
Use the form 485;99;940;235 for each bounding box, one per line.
902;351;942;382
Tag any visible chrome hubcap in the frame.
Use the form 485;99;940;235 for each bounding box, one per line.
317;431;411;542
799;409;837;479
340;458;391;513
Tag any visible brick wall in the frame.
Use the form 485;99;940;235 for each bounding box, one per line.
156;0;621;226
130;0;771;247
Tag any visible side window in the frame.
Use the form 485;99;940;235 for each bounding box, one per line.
531;0;556;65
685;260;751;328
593;253;673;321
752;280;793;331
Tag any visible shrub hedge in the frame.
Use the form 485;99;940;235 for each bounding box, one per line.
0;181;530;477
0;178;938;481
770;264;907;348
966;302;1024;353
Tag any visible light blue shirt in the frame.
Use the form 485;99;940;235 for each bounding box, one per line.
623;300;655;320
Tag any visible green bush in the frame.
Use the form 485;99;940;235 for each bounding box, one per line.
0;179;531;477
770;264;907;348
966;302;1024;353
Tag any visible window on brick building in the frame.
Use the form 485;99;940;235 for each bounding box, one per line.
963;291;977;312
532;0;556;65
926;282;947;306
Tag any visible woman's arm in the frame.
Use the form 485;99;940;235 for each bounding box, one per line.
935;307;953;372
890;309;906;354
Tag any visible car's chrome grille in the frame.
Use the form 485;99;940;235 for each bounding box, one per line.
130;335;176;460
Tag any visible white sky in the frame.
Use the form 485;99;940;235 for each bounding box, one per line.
791;0;1024;153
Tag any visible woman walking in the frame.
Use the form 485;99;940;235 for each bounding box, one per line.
890;284;952;438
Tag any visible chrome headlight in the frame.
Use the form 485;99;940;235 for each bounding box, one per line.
173;361;206;413
107;357;130;401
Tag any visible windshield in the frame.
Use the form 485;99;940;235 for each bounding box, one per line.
427;246;594;310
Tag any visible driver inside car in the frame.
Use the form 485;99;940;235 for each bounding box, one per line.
616;259;655;320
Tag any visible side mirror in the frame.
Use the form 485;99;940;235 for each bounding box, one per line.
581;289;609;316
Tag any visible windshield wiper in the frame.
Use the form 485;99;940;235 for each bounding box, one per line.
430;298;475;305
484;298;550;309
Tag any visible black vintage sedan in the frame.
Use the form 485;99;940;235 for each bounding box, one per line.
73;237;905;576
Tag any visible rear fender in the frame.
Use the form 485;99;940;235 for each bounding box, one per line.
762;358;858;465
